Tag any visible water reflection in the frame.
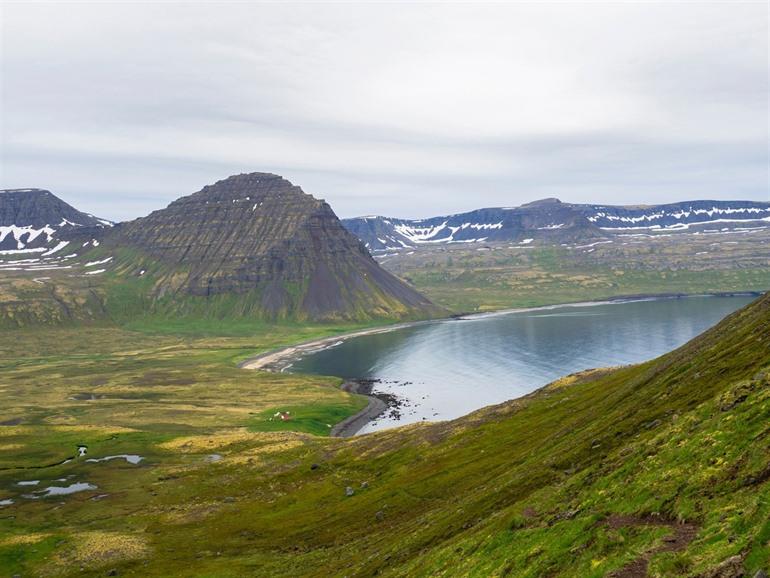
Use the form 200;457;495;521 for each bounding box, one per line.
291;296;755;433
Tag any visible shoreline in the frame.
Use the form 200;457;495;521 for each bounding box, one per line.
329;380;388;438
238;318;440;372
238;290;762;371
453;290;763;320
239;290;763;437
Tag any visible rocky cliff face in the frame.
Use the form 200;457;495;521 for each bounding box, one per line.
113;173;440;321
0;188;111;252
344;198;770;251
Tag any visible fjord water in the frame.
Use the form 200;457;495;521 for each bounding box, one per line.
290;295;755;433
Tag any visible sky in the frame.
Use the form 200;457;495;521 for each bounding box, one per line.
0;1;768;222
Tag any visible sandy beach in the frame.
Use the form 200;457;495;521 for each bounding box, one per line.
238;319;438;372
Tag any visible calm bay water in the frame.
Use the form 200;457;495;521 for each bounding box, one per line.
289;295;755;433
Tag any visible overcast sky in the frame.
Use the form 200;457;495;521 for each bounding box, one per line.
1;2;767;222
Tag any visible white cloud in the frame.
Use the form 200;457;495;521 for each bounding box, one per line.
0;2;767;221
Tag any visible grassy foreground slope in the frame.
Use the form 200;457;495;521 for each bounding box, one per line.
0;296;770;577
0;292;768;576
135;292;769;578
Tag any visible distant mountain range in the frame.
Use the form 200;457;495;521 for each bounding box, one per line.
343;198;770;251
0;175;441;324
3;182;768;326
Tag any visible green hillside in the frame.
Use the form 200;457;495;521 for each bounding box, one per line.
0;288;767;575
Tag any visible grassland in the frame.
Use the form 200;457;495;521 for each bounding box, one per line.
0;322;380;445
1;289;768;577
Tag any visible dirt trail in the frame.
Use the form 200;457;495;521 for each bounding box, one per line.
606;515;699;578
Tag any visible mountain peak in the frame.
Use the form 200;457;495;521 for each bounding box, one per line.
520;197;562;207
114;173;440;321
203;172;285;190
219;171;283;180
174;173;320;209
0;187;49;194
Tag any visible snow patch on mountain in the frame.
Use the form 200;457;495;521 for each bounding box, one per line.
85;256;113;267
598;216;770;231
0;225;56;249
588;205;770;229
390;220;503;245
0;247;48;256
42;241;70;256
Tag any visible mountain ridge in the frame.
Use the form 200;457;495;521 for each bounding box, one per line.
344;198;770;251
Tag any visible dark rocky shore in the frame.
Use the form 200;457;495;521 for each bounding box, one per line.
330;379;408;437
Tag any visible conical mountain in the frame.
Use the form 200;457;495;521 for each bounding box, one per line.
112;173;441;321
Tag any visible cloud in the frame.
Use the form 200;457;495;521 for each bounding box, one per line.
0;2;767;221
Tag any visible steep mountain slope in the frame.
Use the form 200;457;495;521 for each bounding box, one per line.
345;198;770;251
129;292;767;577
107;173;441;321
0;188;111;254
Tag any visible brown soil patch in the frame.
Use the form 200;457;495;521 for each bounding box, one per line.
606;515;698;578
